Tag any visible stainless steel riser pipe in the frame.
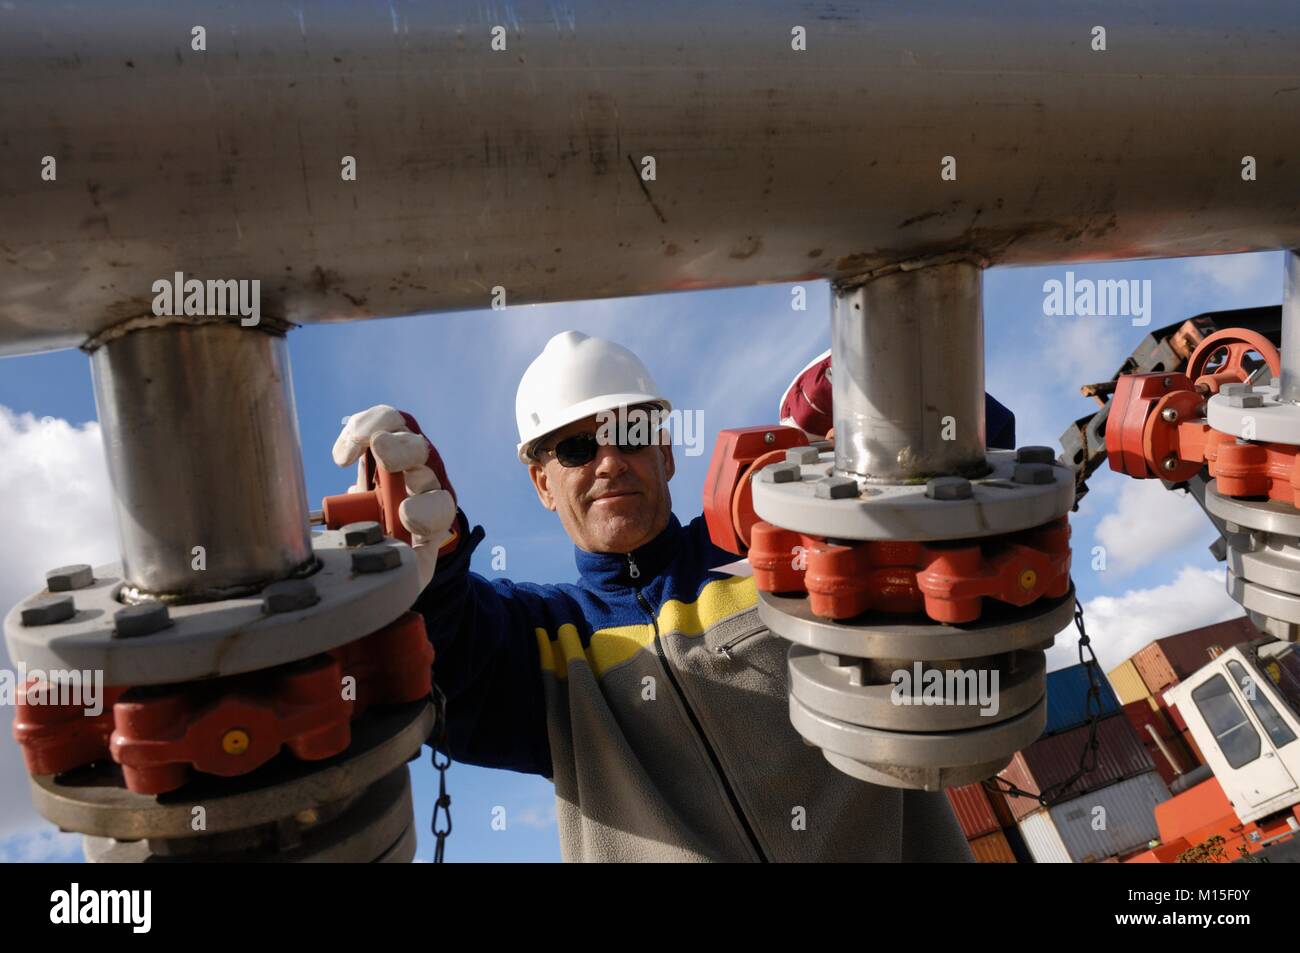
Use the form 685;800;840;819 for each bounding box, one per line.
90;323;313;600
832;262;986;482
1281;251;1300;404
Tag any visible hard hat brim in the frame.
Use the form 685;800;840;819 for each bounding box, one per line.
517;393;672;463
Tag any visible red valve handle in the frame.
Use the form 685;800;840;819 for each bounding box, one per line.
320;450;413;544
1186;328;1280;394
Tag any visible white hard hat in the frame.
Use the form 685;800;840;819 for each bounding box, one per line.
515;331;671;462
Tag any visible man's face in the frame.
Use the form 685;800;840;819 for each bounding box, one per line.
527;409;675;553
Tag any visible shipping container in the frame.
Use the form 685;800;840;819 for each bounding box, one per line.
946;783;1000;839
987;785;1017;830
1044;771;1169;863
1132;643;1179;698
1123;701;1195;783
1002;823;1034;863
1044;664;1122;736
1132;616;1260;694
999;713;1155;820
1108;659;1154;706
1122;699;1179;742
1018;809;1072;863
1143;734;1196;785
1181;727;1206;766
968;829;1017;863
1159;695;1188;732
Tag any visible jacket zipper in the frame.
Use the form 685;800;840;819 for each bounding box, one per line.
628;553;768;862
715;625;766;660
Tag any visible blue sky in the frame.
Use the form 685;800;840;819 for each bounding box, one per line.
0;251;1280;862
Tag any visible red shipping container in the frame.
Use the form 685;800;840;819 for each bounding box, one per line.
998;713;1155;821
1122;699;1178;742
946;782;1000;839
1160;696;1188;732
968;829;1017;863
1122;700;1188;784
986;785;1017;830
1131;616;1260;695
1140;733;1196;785
1181;727;1206;766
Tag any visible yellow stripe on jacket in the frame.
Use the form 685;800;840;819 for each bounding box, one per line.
535;574;760;679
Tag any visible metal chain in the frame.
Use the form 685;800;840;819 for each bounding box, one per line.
984;586;1105;810
429;682;453;863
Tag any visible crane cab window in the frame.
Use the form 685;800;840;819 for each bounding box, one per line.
1227;659;1297;749
1259;644;1300;721
1191;674;1261;769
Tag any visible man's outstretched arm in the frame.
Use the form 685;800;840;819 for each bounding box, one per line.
413;512;553;777
334;406;552;778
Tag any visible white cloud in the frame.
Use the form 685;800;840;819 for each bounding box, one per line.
1045;316;1130;394
988;311;1128;450
0;405;118;840
511;802;558;830
1182;252;1280;298
0;828;84;863
1094;480;1218;574
1047;566;1242;674
0;407;118;613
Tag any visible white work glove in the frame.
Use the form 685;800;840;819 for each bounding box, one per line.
332;404;458;589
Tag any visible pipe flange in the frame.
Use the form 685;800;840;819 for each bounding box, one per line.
822;751;1011;791
789;693;1046;792
1207;383;1300;447
1247;609;1300;642
1224;530;1300;595
376;821;418;863
1205;480;1300;535
3;530;420;684
81;765;414;863
1227;568;1300;625
750;449;1074;541
757;588;1073;660
787;645;1045;732
28;700;433;841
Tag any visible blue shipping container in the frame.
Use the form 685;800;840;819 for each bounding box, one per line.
1044;664;1121;736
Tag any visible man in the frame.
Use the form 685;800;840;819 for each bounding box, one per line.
332;330;987;862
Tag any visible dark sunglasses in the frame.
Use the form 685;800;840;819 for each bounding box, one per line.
538;431;655;468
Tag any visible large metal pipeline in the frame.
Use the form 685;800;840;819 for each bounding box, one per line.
2;1;1300;356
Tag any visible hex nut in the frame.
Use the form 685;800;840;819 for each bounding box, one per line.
341;521;384;547
815;476;860;500
1220;383;1249;397
1225;394;1263;409
1012;463;1055;485
785;447;822;466
45;564;94;592
760;462;802;484
113;602;172;639
352;545;401;574
262;579;321;614
21;594;76;627
1014;446;1056;465
925;477;973;501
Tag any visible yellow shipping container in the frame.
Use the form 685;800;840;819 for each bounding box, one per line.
1108;658;1155;706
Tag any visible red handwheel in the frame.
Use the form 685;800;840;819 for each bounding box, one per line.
1186;328;1281;395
